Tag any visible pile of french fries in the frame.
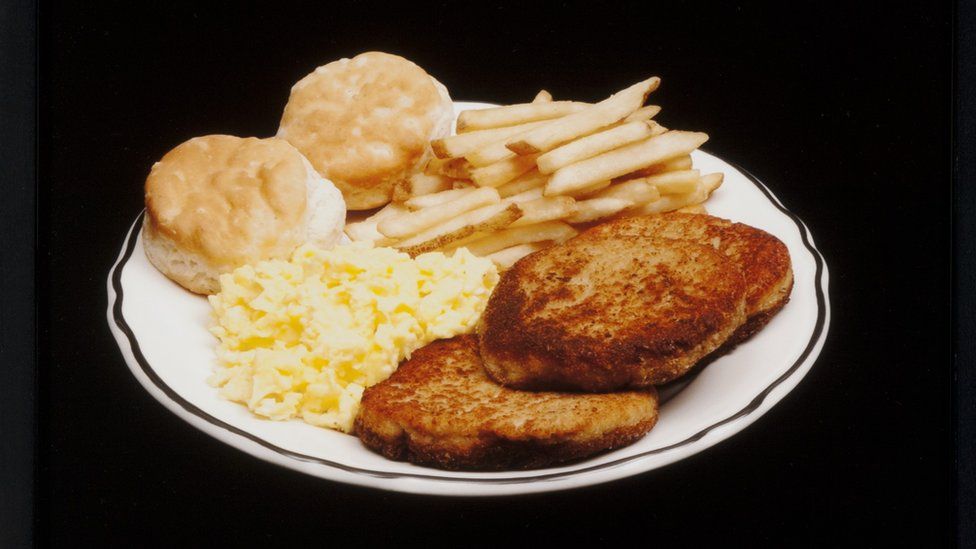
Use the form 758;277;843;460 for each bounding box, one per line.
346;77;724;270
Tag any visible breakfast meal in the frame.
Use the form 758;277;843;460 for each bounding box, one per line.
355;335;659;470
138;50;794;471
143;135;346;294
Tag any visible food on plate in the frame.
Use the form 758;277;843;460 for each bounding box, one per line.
676;204;708;214
639;155;694;175
565;197;636;223
277;51;453;210
403;187;475;210
545;130;709;196
207;242;498;432
469;153;540;187
624;104;662;122
590;178;661;204
456;101;590;133
425;156;472;179
142;135;346;295
584;212;793;344
457;221;578;256
393;201;523;256
629;169;700;195
507;196;578;226
391;172;455;202
355;335;659;470
505;77;660;155
478;216;750;391
120;52;805;475
381;77;721;268
431;120;550;159
377;187;501;239
532;89;553;103
536;119;661;174
620;172;723;217
495;169;547;198
342;202;409;243
484;242;548;270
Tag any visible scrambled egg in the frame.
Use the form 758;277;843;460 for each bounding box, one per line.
207;242;498;432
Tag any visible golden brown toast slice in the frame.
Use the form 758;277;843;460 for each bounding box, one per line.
478;225;748;391
355;335;658;471
582;212;793;344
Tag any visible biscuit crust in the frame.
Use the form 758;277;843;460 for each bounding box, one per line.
278;52;453;210
143;135;314;293
355;335;659;471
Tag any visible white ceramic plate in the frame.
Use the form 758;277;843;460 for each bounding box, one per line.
107;101;829;496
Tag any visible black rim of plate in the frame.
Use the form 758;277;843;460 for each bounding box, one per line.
110;160;828;485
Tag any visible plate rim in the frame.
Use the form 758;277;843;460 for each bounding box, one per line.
106;120;830;496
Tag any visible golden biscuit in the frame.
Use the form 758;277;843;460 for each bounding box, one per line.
278;52;453;210
143;135;346;294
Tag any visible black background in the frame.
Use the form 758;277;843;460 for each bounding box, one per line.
37;1;954;546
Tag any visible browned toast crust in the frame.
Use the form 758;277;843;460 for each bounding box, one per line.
478;221;748;391
354;336;659;471
582;212;794;345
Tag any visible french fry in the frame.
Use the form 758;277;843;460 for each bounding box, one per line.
566;197;635;223
565;180;612;198
425;157;472;179
624;194;697;217
509;196;578;227
456;101;590;133
496;169;548;198
404;188;475;210
452;180;474;189
699;172;724;194
532;90;553;103
392;172;454;202
469;153;539;188
623;105;661;122
642;169;700;195
485;242;548;270
460;221;578;256
592;179;661;204
505;186;546;203
344;203;410;243
394;202;522;256
546;131;708;196
622;173;723;216
431;120;550;159
647;121;669;137
631;155;693;177
465;93;592;166
536;120;657;174
506;77;660;154
465;137;519;167
609;152;686;185
378;187;500;239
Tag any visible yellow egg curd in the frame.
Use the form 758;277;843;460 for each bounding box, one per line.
207;242;499;433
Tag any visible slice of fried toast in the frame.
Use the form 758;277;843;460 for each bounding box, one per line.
583;212;793;344
355;335;659;471
478;227;748;391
